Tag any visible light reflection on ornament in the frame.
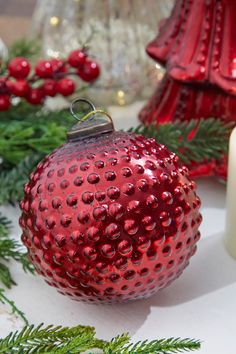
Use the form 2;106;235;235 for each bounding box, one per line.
231;59;236;79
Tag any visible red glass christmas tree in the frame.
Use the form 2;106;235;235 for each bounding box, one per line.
140;0;236;179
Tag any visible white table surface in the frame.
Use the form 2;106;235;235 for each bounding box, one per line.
0;102;235;353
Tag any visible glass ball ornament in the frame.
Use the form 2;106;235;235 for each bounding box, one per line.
19;98;202;303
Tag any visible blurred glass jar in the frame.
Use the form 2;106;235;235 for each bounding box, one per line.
31;0;174;105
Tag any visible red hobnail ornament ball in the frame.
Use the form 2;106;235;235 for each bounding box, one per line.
35;60;54;78
10;80;30;97
20;129;201;303
26;88;44;105
0;94;10;111
78;60;100;82
57;78;75;96
8;57;30;79
43;79;57;97
68;50;87;68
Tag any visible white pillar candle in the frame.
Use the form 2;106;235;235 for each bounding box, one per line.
225;127;236;259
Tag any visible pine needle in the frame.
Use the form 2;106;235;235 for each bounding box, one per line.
117;337;201;353
7;38;41;62
130;118;233;164
0;154;43;204
0;289;28;326
0;214;11;238
0;214;32;326
0;102;73;204
0;213;34;280
0;111;70;166
0;323;201;354
0;323;100;354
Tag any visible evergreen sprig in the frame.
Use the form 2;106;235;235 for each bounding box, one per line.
0;213;34;288
0;214;11;237
0;104;72;167
0;323;200;354
130;118;233;164
0;211;34;320
0;154;42;204
7;38;41;61
0;103;73;204
0;289;28;326
0;213;33;324
105;336;201;354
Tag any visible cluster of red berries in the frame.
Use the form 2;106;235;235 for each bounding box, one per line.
0;49;100;111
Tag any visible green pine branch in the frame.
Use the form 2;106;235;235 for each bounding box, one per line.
0;213;34;286
129;118;233;164
0;103;73;204
0;154;43;205
0;214;33;325
0;105;71;167
7;38;41;61
0;214;11;237
0;323;200;354
0;289;28;325
105;336;201;354
0;324;104;354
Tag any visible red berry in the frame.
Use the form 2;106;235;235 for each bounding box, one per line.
43;79;57;97
35;60;54;78
0;95;10;111
68;50;87;68
50;58;66;73
8;57;30;79
0;78;8;93
78;60;100;82
57;78;75;96
5;80;14;93
11;80;30;97
26;88;45;105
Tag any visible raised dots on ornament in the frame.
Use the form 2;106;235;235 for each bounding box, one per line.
101;244;115;258
82;191;94;204
105;223;120;240
124;219;138;235
93;206;107;221
87;173;100;184
122;183;135;196
107;186;120;200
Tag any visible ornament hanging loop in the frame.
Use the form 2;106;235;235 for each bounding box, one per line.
70;97;96;122
68;97;114;141
70;97;113;125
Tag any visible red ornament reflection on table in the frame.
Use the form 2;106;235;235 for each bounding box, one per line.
19;98;202;303
140;0;236;180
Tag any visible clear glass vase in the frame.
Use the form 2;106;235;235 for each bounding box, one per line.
31;0;174;105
